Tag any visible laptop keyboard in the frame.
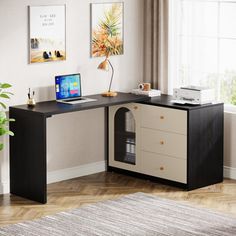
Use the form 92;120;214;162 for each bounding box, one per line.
64;98;84;102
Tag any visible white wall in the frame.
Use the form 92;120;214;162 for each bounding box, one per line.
0;0;144;193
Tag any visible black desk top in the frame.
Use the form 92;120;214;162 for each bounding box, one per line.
10;93;223;117
139;94;223;111
10;92;149;117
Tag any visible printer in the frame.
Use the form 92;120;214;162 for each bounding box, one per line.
172;86;215;105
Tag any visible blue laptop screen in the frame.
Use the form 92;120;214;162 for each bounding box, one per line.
55;74;81;100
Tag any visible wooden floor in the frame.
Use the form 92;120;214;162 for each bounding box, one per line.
1;172;236;227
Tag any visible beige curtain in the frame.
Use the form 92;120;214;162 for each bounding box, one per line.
143;0;169;94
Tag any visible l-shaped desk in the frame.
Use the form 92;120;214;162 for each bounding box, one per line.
9;93;224;204
9;93;149;203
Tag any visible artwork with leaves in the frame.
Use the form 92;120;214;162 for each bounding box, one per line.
91;2;124;57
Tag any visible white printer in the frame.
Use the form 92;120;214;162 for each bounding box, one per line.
172;86;215;105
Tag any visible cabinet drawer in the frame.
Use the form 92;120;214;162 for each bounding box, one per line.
141;151;187;183
140;105;187;134
141;128;187;159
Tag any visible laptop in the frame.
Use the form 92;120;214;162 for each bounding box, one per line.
55;73;97;104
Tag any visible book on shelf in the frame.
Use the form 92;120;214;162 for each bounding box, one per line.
131;89;161;97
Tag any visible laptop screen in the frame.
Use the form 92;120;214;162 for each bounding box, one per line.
55;73;82;100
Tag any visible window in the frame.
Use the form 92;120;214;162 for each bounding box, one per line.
169;0;236;105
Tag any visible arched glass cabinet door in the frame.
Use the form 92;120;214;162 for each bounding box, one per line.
114;107;136;165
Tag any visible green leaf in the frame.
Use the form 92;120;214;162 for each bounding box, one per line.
3;91;14;95
1;118;13;124
0;111;7;121
0;128;6;136
0;102;6;109
0;120;7;125
6;130;14;136
0;94;10;99
0;143;3;151
0;83;12;89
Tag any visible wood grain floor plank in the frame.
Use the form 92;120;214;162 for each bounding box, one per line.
0;172;236;227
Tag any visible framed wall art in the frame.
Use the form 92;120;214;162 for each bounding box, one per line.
91;2;124;58
29;5;66;63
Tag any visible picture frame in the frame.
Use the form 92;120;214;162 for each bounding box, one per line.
28;5;66;63
90;2;124;58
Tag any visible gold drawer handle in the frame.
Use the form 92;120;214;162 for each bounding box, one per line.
160;166;164;171
134;106;138;110
160;141;164;145
160;116;164;120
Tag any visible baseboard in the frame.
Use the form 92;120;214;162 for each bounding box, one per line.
1;163;234;194
224;166;236;180
48;164;235;183
47;161;106;184
0;181;9;194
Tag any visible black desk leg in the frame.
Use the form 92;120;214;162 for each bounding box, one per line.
10;108;47;204
105;107;109;169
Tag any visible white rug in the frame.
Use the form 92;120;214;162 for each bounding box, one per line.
0;192;236;236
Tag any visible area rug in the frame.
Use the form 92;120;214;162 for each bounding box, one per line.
0;192;236;236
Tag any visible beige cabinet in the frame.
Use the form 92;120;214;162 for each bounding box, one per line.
109;103;187;183
139;104;187;183
109;97;224;190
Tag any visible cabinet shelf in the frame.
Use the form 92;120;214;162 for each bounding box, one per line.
115;152;135;165
116;131;135;139
111;106;137;167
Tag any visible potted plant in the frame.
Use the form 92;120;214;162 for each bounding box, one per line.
0;83;14;151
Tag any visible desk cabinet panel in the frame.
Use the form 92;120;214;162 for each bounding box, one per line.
141;151;187;183
141;128;187;159
141;105;187;135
